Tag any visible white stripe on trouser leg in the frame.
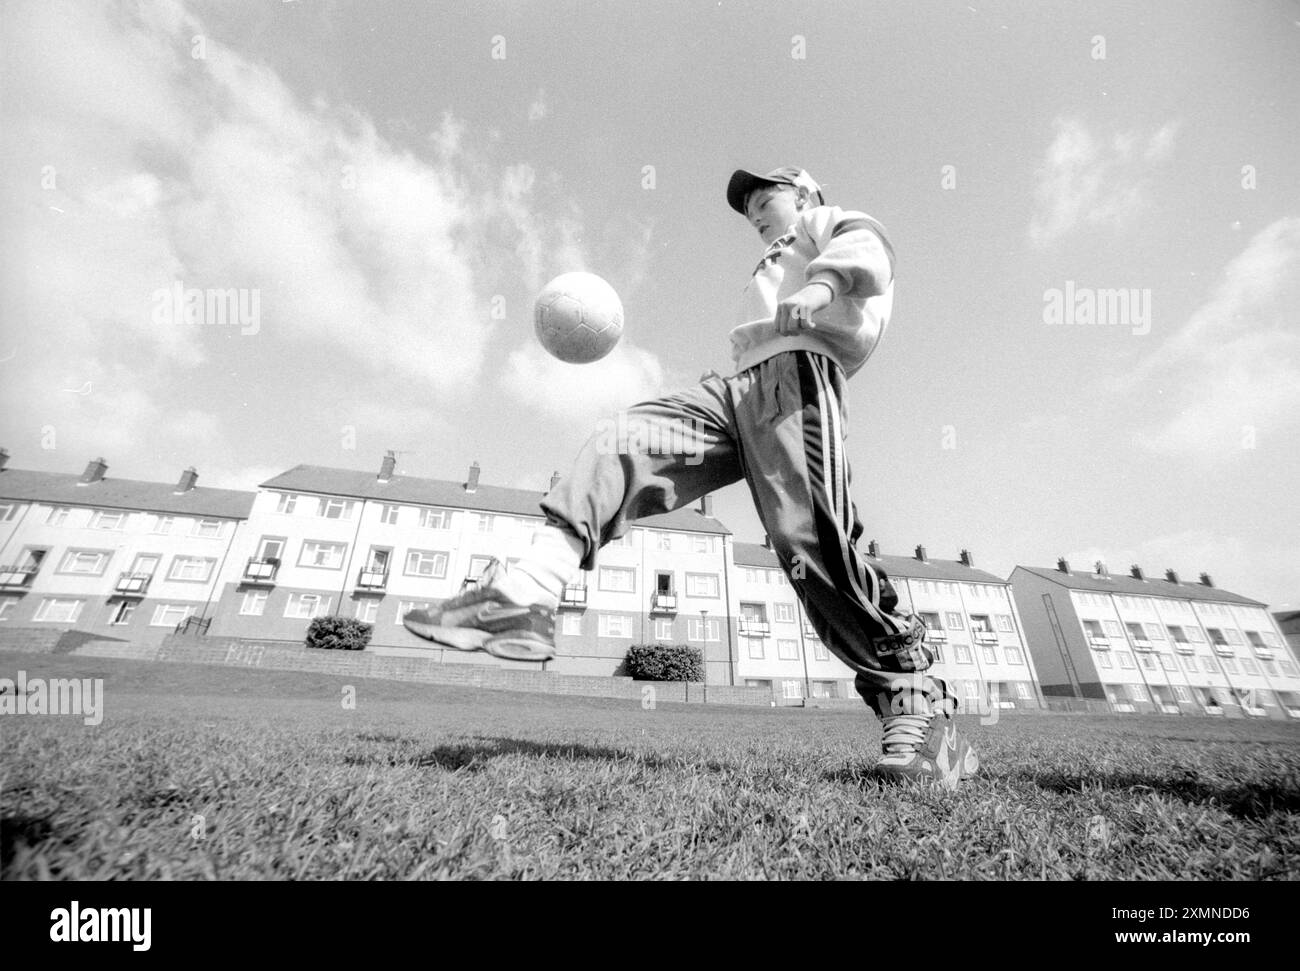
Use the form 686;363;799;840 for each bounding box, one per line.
804;354;902;635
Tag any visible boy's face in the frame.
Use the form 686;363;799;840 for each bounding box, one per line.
744;184;806;246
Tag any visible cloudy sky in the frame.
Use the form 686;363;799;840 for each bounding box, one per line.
1;0;1297;606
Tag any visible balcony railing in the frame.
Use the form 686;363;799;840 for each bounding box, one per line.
1088;635;1111;649
0;564;39;587
243;558;280;583
738;621;770;636
650;593;678;614
1129;639;1153;651
356;568;388;590
973;630;998;644
175;615;212;636
1173;642;1195;654
1252;647;1275;661
114;571;153;596
1212;644;1235;657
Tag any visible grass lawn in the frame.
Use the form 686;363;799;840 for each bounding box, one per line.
2;651;1298;879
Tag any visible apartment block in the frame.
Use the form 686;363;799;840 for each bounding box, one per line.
1011;560;1300;718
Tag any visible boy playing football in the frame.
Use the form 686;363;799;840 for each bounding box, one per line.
404;166;980;787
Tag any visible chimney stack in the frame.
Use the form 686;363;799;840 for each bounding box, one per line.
959;549;974;567
915;544;927;562
1165;568;1179;584
79;457;108;485
378;450;396;483
867;539;880;557
1199;572;1214;588
549;471;561;492
466;461;480;493
763;533;773;551
1057;558;1071;574
174;467;198;494
1094;560;1108;576
1130;564;1145;581
0;447;9;471
698;495;713;517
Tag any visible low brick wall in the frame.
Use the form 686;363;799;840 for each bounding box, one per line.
56;634;779;708
0;626;70;654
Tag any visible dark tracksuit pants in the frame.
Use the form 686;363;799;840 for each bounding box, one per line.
540;350;955;717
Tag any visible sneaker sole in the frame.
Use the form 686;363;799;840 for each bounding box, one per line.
402;617;555;662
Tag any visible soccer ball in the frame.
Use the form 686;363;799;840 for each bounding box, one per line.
533;271;624;364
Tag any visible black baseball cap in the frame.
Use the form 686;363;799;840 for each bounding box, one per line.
727;166;825;215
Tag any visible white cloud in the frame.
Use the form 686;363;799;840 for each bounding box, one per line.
502;339;670;428
1028;118;1179;246
1123;218;1300;455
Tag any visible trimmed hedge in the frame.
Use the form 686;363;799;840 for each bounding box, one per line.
624;643;704;682
305;615;373;651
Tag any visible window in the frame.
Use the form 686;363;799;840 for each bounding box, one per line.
774;603;795;623
299;541;347;569
45;506;71;526
1282;662;1297;678
813;641;830;662
1127;683;1149;702
964;681;981;700
168;557;215;582
657;532;673;552
152;514;174;534
1095;650;1113;668
276;493;298;514
599;567;636;593
1117;652;1135;669
1225;628;1243;645
748;637;765;659
354;600;378;624
777;638;799;660
1173;685;1191;703
1187;627;1205;642
1145;623;1166;640
395;601;431;624
0;503;17;521
1240;658;1259;675
1167;625;1188;643
365;548;391;573
607;533;632;549
996;614;1013;632
0;596;20;620
1206;628;1227;646
982;645;998;665
946;612;964;630
317;498;355;520
693;535;712;554
598;613;633;638
1222;657;1239;674
1159;653;1176;671
1004;646;1024;665
739;603;768;634
1103;619;1122;637
255;538;285;563
1180;655;1198;673
58;549;110;575
955;645;973;664
561;612;583;636
1126;622;1149;642
91;510;126;530
420;508;452;529
920;611;943;631
474;513;495;533
285;593;330;619
1203;656;1220;673
380;504;400;525
192;519;225;538
1015;682;1032;700
1139;653;1156;671
685;573;719;598
240;590;268;616
405;550;448;578
149;604;193;627
654;618;673;640
688;617;721;642
108;601;136;625
1262;660;1278;677
467;555;493;579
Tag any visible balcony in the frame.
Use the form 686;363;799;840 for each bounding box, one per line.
802;623;818;638
738;620;770;636
650;592;678;614
1130;639;1154;652
1088;635;1111;650
356;568;388;591
0;564;39;588
1212;644;1235;657
1173;643;1195;655
1252;647;1275;661
973;631;999;644
243;558;280;583
927;629;949;642
559;584;587;610
114;572;153;596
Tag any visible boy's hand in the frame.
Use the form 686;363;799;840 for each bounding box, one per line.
774;282;834;335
